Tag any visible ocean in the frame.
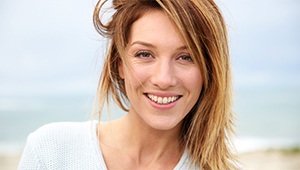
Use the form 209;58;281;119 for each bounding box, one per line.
234;87;300;152
0;87;299;154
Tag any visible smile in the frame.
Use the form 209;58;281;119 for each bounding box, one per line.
146;94;180;105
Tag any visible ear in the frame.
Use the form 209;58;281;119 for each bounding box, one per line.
118;58;125;79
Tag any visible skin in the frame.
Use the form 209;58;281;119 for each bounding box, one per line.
98;10;203;169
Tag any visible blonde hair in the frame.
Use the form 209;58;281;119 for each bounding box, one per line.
93;0;237;169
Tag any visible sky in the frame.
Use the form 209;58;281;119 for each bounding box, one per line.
0;0;299;96
219;0;300;89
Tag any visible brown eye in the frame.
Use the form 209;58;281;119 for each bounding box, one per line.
178;55;193;62
135;51;152;58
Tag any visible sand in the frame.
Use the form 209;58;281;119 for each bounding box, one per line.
239;150;300;170
0;153;21;170
1;151;299;170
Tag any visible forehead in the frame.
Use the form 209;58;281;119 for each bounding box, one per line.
128;10;186;48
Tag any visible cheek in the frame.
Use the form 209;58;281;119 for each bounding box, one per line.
182;70;203;117
123;65;149;87
183;69;203;94
123;66;149;103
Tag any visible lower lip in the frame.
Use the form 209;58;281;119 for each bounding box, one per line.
146;95;178;110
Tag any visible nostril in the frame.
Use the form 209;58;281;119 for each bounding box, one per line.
151;76;177;89
150;65;177;89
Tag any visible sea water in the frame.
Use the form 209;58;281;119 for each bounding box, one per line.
0;88;299;154
0;94;94;154
234;87;300;152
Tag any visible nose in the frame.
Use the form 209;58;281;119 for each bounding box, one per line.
150;59;177;89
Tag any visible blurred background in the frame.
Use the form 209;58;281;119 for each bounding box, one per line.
0;0;299;169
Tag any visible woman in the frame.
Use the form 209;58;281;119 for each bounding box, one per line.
19;0;237;169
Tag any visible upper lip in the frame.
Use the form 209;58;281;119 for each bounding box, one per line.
143;92;182;97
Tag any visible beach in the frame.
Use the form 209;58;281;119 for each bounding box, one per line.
1;149;299;170
0;152;20;170
239;149;300;170
1;91;299;169
1;0;299;168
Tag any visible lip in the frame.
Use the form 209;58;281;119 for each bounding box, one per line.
145;92;182;97
144;92;182;110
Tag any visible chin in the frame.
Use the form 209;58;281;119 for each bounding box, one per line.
145;116;182;131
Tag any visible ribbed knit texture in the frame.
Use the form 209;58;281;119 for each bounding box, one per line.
18;121;199;170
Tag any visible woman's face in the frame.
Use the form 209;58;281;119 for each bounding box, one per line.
119;10;203;130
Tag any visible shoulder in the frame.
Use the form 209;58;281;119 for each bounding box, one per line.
31;121;93;136
174;149;201;170
28;121;93;143
23;121;100;158
27;121;97;147
19;121;103;169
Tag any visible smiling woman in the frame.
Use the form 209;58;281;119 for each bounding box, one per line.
93;0;237;169
117;10;203;131
18;0;237;169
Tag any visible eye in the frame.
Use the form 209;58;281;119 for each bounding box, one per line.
178;55;193;62
134;51;153;58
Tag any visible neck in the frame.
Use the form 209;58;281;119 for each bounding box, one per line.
105;113;183;163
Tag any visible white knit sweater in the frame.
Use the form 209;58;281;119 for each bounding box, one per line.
18;121;199;170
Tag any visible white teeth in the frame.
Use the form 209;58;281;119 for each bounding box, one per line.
147;94;179;105
158;97;163;104
163;97;168;104
153;95;157;102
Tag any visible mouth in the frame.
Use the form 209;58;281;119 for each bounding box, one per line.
146;93;181;105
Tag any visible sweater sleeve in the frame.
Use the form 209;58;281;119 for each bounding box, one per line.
18;133;47;170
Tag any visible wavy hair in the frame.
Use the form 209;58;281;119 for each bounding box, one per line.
93;0;237;169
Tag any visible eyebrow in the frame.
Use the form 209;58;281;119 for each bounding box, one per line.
130;41;156;48
130;41;188;51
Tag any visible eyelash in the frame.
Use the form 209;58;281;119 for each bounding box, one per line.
134;51;193;62
178;55;193;62
134;51;153;58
